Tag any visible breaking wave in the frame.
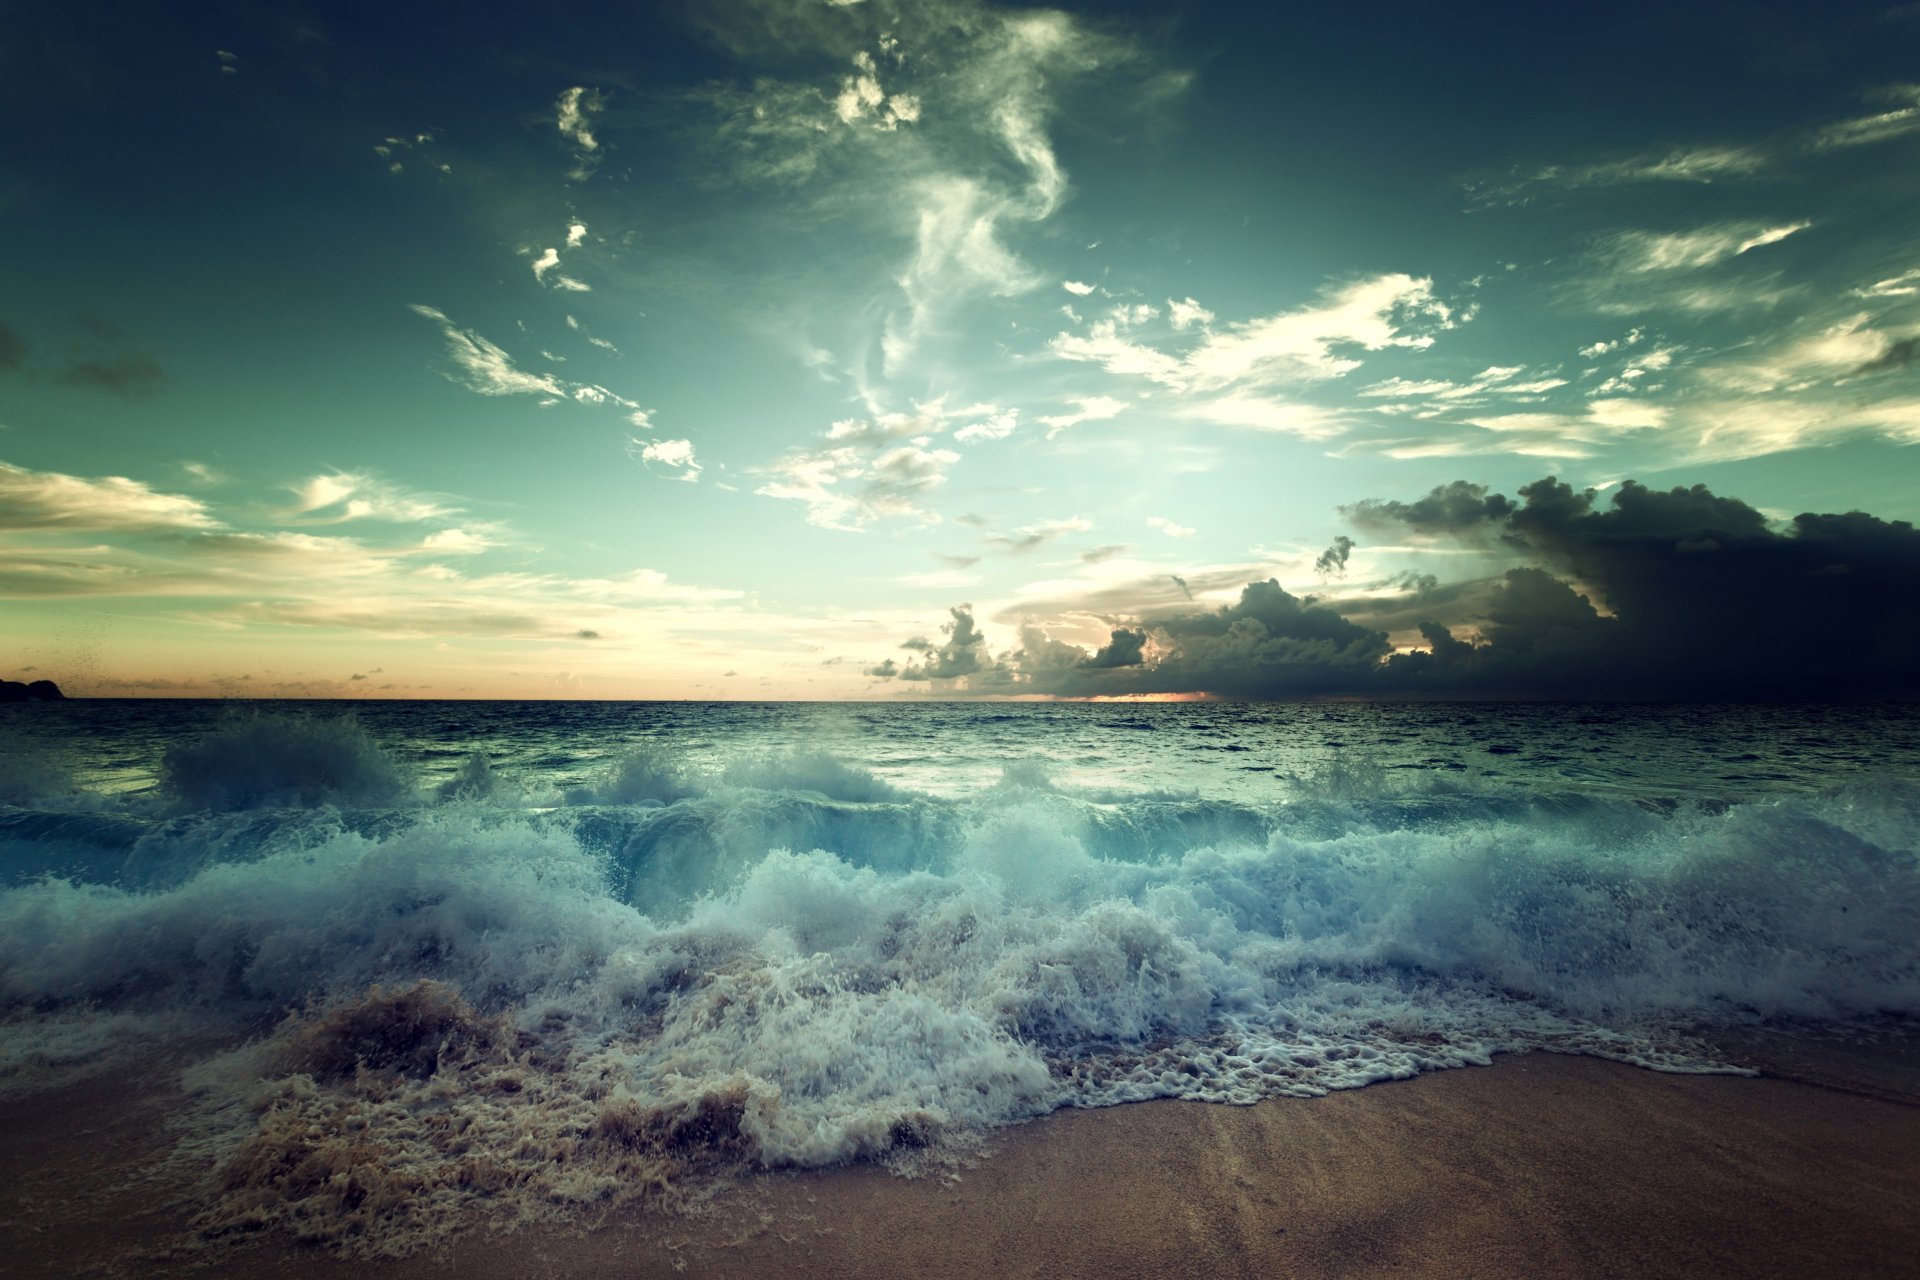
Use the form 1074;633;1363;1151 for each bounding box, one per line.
1;706;1915;1254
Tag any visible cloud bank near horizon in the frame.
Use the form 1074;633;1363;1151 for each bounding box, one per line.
864;476;1920;700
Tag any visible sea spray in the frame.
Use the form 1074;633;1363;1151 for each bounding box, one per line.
0;702;1915;1254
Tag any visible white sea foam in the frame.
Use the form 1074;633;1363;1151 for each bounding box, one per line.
5;769;1917;1151
2;704;1918;1262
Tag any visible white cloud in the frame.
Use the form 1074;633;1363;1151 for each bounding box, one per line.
1062;280;1096;296
288;472;456;523
1166;297;1214;331
633;437;702;483
954;409;1019;444
532;247;560;281
1177;393;1345;439
418;527;496;555
1147;515;1194;538
755;418;962;530
1579;329;1643;358
1471;144;1768;206
1814;92;1920;149
411;305;641;410
409;305;566;398
556;87;602;153
1858;268;1920;298
1602;221;1812;273
1359;365;1563;402
1050;273;1449;403
0;461;217;531
1701;313;1897;394
566;222;588;248
1038;395;1129;437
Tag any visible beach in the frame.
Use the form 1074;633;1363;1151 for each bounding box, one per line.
4;1028;1916;1280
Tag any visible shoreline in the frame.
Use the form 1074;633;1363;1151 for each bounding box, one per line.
2;1029;1916;1279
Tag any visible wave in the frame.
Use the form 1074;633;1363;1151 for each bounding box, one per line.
1;720;1915;1255
159;712;411;811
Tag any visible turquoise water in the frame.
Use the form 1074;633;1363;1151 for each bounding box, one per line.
0;699;1915;1246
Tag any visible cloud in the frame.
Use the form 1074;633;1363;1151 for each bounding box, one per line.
287;471;457;523
0;460;217;531
1468;144;1768;207
1354;476;1920;698
1166;297;1214;331
862;477;1920;700
556;86;604;170
1858;268;1920;298
409;305;565;398
1146;515;1194;539
756;429;961;530
755;406;994;528
1359;364;1567;404
954;408;1019;444
1813;88;1920;149
1854;336;1920;376
877;581;1388;696
1314;535;1354;578
1056;274;1447;390
871;605;992;681
1062;280;1095;296
988;516;1092;554
1599;221;1812;274
698;4;1166;378
1047;273;1451;440
1038;395;1128;437
408;305;641;417
633;437;703;482
1471;87;1920;209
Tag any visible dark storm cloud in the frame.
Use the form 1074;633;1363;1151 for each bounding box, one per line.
1344;481;1515;536
1364;477;1920;698
1085;627;1147;669
873;477;1920;700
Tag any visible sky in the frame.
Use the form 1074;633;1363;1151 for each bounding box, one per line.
2;0;1917;699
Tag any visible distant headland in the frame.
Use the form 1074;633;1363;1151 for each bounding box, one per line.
0;678;64;701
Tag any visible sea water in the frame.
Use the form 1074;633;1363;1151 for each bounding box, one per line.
1;700;1916;1250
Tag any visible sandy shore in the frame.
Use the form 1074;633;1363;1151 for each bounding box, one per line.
3;1030;1916;1280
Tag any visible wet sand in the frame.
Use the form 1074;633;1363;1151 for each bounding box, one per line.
3;1032;1917;1280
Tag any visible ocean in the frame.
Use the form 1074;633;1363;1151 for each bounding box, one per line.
2;699;1917;1254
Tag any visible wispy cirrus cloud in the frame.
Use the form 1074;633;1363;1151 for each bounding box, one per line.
1469;86;1920;208
409;304;639;410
